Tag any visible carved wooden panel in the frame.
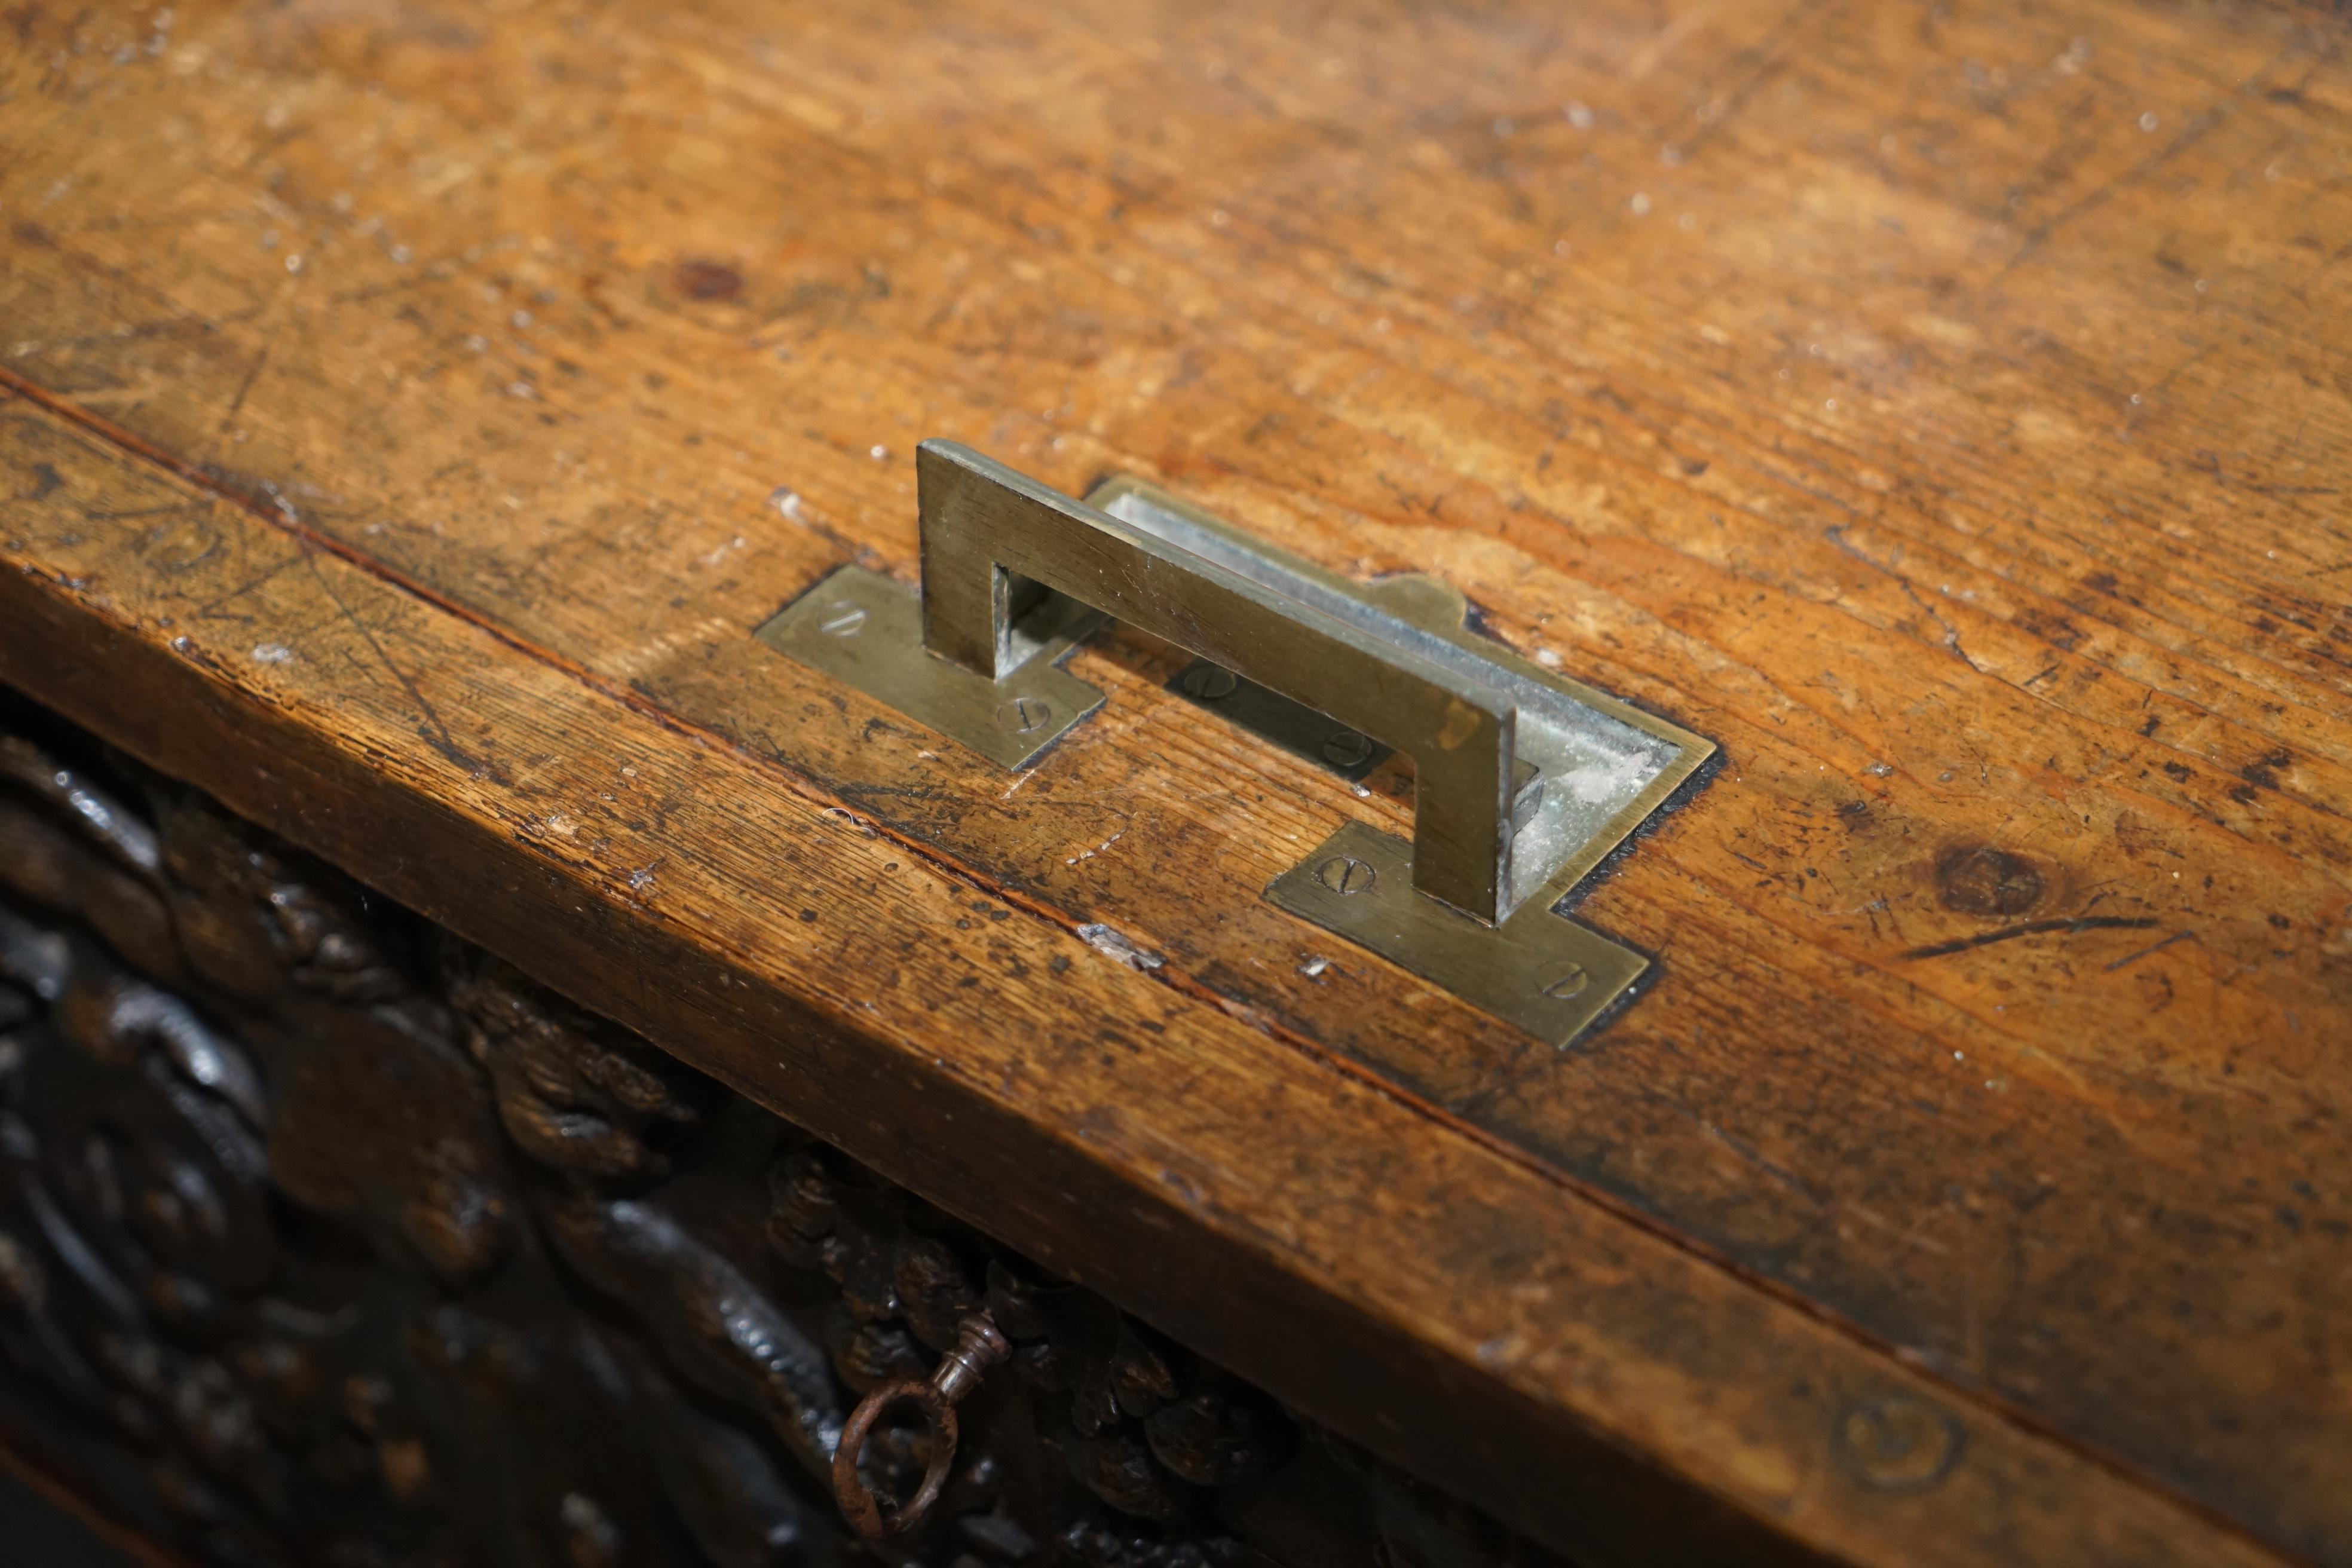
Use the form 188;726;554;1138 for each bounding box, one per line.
0;690;1555;1568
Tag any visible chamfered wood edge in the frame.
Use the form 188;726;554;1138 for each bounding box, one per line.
0;387;2298;1568
0;425;1828;1568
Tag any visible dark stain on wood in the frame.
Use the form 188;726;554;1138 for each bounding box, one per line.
1934;846;2046;918
674;258;746;302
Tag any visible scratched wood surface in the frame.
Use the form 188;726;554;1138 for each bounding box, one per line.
1;1;2348;1564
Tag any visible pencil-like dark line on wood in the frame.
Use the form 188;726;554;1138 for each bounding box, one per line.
1902;916;2159;960
2105;929;2197;972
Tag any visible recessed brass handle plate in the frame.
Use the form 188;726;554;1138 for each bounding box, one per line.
1264;819;1652;1042
757;561;1105;770
755;441;1714;1047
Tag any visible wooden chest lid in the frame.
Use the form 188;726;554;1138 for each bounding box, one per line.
2;4;2346;1564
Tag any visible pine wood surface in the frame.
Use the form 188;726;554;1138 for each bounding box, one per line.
2;1;2348;1563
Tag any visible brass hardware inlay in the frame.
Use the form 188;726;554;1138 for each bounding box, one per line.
755;441;1714;1048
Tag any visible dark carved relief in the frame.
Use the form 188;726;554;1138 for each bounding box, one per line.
0;691;1563;1568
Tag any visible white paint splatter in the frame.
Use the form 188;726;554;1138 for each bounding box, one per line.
1065;830;1126;863
1077;923;1163;971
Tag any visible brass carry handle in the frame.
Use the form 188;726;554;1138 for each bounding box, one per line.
917;440;1524;924
758;446;1709;1043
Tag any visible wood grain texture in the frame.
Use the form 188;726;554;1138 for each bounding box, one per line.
1;0;2347;1563
6;391;2256;1568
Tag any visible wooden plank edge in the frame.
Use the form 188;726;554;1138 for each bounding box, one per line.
0;390;2301;1568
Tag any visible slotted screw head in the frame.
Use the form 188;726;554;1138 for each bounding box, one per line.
816;602;868;638
994;696;1053;734
1180;664;1238;700
1316;856;1377;896
1541;966;1590;1001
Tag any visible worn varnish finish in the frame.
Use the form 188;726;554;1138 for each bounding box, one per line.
1;2;2347;1564
7;392;2219;1568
